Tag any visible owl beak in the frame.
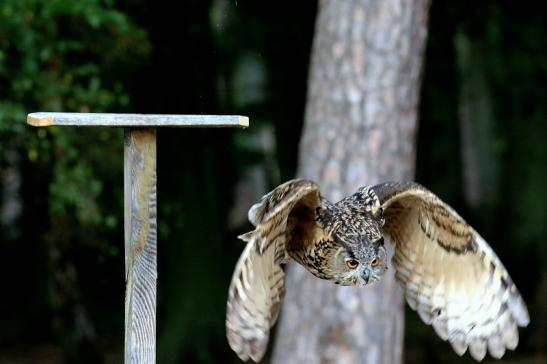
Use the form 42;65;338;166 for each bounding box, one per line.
362;269;371;284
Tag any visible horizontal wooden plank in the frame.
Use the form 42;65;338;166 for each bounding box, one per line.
27;112;249;128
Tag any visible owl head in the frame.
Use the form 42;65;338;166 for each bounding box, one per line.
329;188;388;286
331;233;388;286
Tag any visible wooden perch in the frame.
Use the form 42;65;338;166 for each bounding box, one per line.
124;128;157;363
27;112;249;128
27;111;248;364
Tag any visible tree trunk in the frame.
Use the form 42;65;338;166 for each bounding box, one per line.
272;1;430;363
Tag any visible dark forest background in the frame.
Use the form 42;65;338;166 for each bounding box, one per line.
0;0;545;363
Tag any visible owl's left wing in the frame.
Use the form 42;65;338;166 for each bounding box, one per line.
372;182;529;361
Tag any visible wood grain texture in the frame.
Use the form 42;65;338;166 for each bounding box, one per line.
27;112;248;128
272;1;430;363
124;128;157;364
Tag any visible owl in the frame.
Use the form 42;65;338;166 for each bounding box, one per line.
226;179;529;362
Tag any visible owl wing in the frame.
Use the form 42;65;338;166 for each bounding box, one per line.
226;179;321;362
371;181;529;361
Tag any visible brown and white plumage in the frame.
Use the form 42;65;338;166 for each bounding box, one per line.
226;180;320;361
226;179;529;362
374;182;529;360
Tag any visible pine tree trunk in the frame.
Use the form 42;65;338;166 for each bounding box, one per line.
272;1;430;363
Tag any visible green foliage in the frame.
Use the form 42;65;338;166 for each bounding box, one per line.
0;0;149;228
0;0;149;360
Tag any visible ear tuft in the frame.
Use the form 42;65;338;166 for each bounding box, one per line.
359;186;382;217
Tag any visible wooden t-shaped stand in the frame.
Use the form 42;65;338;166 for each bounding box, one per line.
27;112;248;363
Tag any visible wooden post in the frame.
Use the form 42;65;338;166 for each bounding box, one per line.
27;112;248;364
124;128;157;363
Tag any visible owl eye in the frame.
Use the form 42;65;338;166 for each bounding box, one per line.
346;259;359;269
371;258;380;267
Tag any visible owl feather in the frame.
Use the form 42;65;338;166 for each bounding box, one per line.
226;179;529;362
226;180;320;361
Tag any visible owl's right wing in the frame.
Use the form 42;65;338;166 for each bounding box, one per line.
226;179;321;362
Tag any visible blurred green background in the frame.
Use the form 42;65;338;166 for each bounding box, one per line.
0;0;545;363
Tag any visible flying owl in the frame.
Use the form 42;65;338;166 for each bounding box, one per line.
226;179;529;362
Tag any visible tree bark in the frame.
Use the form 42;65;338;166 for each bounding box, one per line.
272;1;430;363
